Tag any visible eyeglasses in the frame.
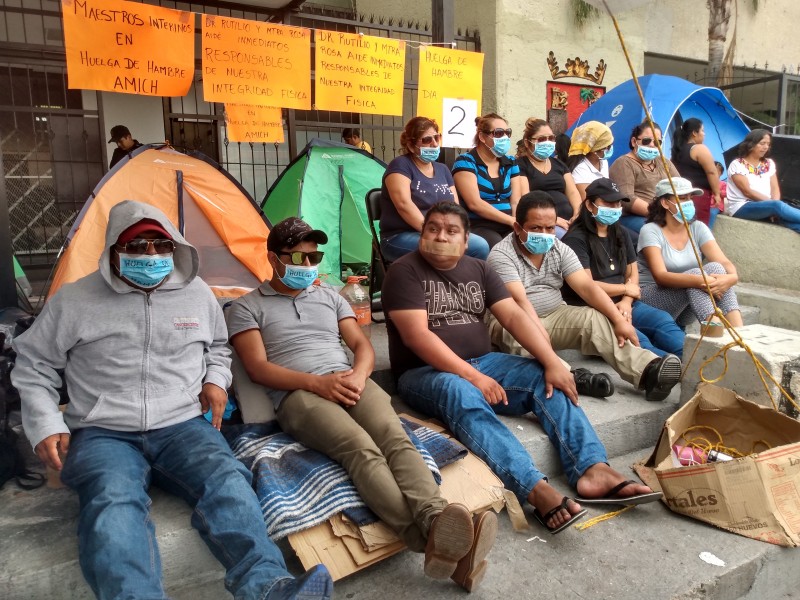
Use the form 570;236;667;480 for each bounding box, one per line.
637;137;662;147
418;133;442;145
278;250;325;265
483;128;512;138
530;135;556;143
116;239;175;254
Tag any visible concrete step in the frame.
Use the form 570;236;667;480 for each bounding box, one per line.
734;283;800;332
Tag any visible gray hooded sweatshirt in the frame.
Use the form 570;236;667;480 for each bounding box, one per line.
12;200;232;450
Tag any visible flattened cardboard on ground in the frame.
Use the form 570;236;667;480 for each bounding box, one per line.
635;383;800;547
288;415;506;581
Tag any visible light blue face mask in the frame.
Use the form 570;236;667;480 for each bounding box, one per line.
603;144;614;159
522;232;556;255
490;136;511;157
592;204;623;226
672;200;696;223
532;141;556;160
279;264;318;290
636;144;660;161
419;146;440;163
118;254;173;289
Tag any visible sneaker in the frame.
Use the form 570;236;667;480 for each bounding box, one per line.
640;354;682;401
266;564;333;600
424;503;474;579
572;368;615;398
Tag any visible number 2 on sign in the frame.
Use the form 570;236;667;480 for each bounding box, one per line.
442;98;478;148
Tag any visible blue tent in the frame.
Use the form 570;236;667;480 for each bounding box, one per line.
569;75;749;170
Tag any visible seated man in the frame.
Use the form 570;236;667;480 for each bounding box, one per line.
12;201;332;600
382;202;661;535
487;191;681;402
227;217;496;592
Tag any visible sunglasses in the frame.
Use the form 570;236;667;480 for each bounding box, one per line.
637;137;662;146
530;135;556;143
116;239;175;254
418;133;442;145
279;250;325;265
483;128;512;139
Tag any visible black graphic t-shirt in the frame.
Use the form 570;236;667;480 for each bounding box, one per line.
382;250;510;377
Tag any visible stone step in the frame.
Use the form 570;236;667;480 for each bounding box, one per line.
734;283;800;332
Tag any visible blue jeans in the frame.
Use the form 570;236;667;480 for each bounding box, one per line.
619;214;646;234
632;300;685;358
733;200;800;234
397;353;607;504
61;417;291;600
381;231;491;262
709;207;720;230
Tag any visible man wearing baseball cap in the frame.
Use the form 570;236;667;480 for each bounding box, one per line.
13;202;333;599
108;124;143;169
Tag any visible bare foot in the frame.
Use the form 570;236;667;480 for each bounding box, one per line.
575;463;653;499
527;480;582;529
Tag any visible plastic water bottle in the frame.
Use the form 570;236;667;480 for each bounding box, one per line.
340;276;371;329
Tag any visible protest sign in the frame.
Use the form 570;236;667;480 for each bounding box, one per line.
225;104;284;143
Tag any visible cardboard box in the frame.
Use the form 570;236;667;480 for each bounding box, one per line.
288;415;507;580
635;383;800;547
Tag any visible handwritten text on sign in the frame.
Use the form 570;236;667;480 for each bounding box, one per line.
62;0;194;96
314;31;405;115
202;16;311;109
225;104;284;143
417;47;484;135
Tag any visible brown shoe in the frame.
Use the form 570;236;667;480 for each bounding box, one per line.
450;511;498;592
424;503;474;579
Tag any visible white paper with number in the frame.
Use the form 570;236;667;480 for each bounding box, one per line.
442;98;478;149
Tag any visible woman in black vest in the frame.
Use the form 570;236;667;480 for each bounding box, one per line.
671;118;723;227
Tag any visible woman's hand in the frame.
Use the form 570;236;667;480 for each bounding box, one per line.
556;217;571;231
615;299;634;323
623;279;641;299
706;274;736;297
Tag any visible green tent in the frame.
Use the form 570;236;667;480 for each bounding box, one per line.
262;139;386;280
13;256;32;296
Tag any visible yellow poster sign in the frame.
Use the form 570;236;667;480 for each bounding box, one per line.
225;104;284;143
202;16;311;109
416;46;484;127
314;31;405;115
62;0;195;96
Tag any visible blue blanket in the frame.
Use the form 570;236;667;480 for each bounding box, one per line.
227;418;466;539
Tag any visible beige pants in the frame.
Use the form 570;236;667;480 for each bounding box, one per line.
276;379;447;552
487;304;657;387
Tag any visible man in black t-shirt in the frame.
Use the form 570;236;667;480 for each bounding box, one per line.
383;202;661;535
108;125;143;169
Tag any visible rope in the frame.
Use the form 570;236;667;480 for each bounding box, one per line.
678;424;773;462
574;505;635;530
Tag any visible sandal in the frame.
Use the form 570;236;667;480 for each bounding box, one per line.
572;368;615;398
533;496;587;535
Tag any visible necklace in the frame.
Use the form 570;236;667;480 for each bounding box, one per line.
597;236;616;271
529;155;551;174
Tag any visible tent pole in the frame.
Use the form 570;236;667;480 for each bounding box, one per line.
0;155;18;308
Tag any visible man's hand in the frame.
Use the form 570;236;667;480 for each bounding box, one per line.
35;433;70;471
200;383;228;430
467;371;508;406
613;320;640;348
543;362;579;406
311;370;362;407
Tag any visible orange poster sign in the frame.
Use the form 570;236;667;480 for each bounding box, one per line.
62;0;194;97
314;31;405;115
417;46;483;127
225;104;284;143
202;16;311;109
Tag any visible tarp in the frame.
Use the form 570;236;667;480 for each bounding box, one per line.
569;75;750;169
262;139;387;279
48;144;272;299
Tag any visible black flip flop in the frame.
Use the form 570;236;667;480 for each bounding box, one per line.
572;368;615;398
533;496;588;534
575;480;663;506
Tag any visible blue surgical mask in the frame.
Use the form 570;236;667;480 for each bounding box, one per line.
532;141;556;160
118;253;173;289
279;264;318;290
522;232;556;255
490;136;511;157
592;204;623;226
636;144;660;161
603;145;614;159
419;146;440;163
672;200;696;223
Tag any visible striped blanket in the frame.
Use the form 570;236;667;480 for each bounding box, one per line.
227;418;466;540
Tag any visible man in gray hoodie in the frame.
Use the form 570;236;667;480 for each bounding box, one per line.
11;201;333;600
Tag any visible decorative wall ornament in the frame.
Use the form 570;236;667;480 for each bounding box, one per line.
547;51;606;84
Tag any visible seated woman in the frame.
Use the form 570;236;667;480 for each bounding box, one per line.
566;121;614;200
670;118;723;227
609;121;680;237
561;178;685;358
380;117;490;261
725;129;800;234
516;118;582;238
452;113;521;248
637;177;743;329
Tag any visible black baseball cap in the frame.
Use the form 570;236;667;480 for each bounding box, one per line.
585;178;630;202
267;217;328;252
108;125;131;143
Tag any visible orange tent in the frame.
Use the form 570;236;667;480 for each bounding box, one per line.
48;145;272;299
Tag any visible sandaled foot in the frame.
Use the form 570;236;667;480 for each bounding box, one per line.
576;480;662;505
533;496;587;535
572;368;615;398
451;511;498;592
424;503;474;579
